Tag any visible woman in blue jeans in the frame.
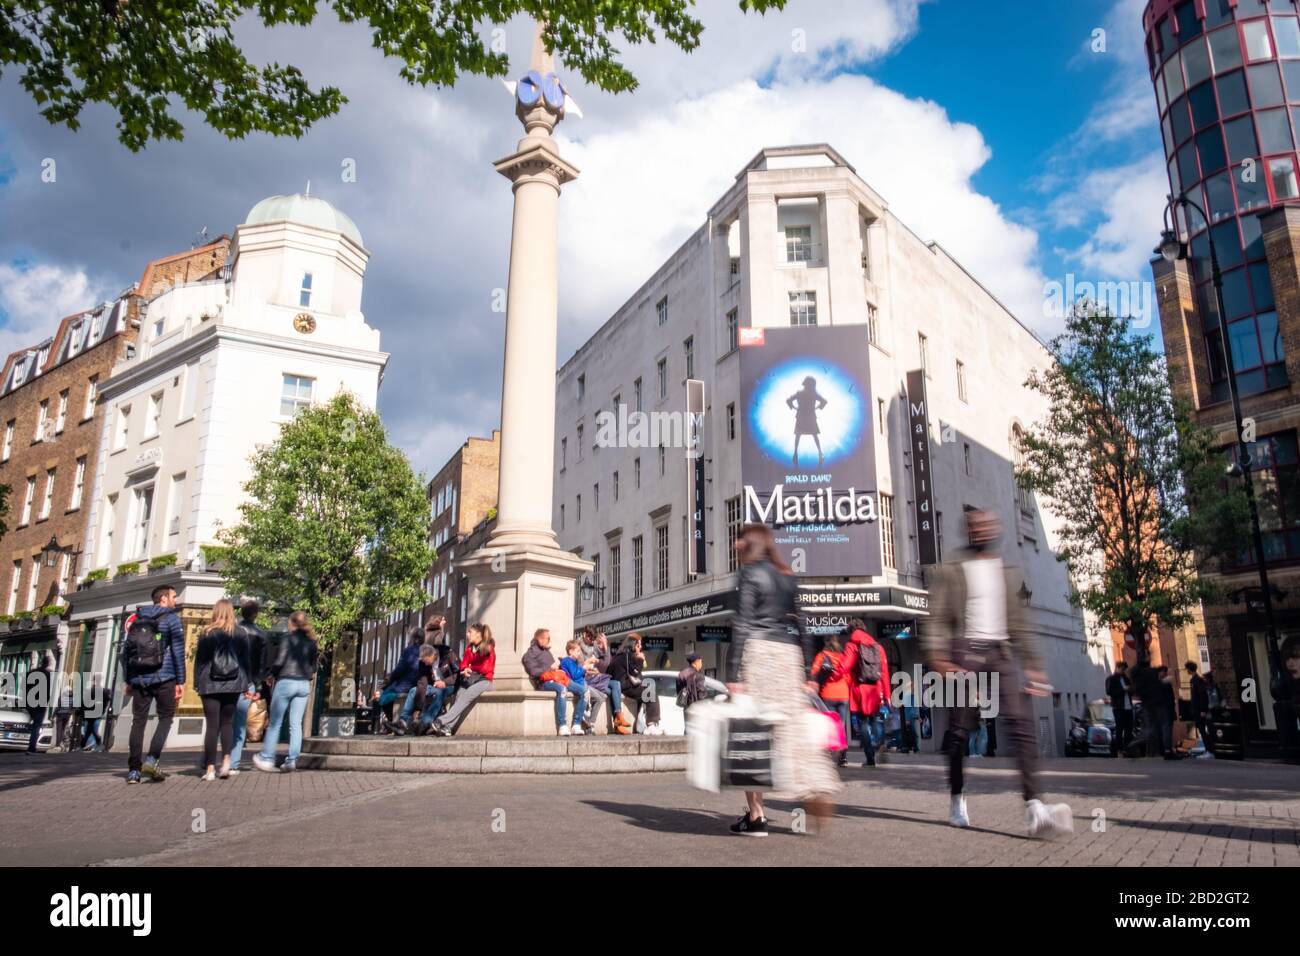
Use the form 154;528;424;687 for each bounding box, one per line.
253;611;318;773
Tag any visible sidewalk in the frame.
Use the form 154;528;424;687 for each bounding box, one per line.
1;750;1296;866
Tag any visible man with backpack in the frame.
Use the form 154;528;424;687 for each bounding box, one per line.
228;600;269;773
122;584;187;783
843;618;890;767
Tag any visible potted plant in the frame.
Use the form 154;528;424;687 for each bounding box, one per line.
199;544;229;571
148;553;178;572
82;568;109;589
13;611;34;631
0;614;12;633
116;560;141;577
39;604;67;626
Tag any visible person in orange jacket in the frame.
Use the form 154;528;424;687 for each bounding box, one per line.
810;632;852;767
842;619;891;767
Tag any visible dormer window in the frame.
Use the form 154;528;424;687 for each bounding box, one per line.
299;272;313;308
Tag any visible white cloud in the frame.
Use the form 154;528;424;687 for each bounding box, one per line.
0;261;113;358
1050;153;1168;278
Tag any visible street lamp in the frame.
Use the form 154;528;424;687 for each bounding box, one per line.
1158;192;1298;762
578;578;606;606
40;535;71;570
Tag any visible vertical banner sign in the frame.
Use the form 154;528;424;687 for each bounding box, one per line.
686;379;707;577
739;326;881;576
906;369;938;565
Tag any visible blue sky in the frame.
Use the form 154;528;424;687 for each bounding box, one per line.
0;0;1166;472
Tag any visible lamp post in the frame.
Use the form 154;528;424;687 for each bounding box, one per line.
1157;193;1298;761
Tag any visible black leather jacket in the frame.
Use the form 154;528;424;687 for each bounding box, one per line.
729;559;810;683
271;628;318;681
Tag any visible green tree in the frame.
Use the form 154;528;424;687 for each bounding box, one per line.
1017;303;1246;660
1;0;786;151
219;391;433;650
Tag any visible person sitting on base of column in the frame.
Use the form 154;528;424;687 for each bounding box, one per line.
426;624;495;737
609;633;662;735
578;627;630;735
559;640;591;736
523;628;585;737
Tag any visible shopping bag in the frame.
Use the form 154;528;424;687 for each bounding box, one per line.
803;692;847;752
245;698;269;743
687;696;782;793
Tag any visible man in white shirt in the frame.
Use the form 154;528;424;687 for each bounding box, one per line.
922;509;1073;839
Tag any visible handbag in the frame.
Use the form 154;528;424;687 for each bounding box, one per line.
244;698;269;743
686;695;786;793
458;671;485;690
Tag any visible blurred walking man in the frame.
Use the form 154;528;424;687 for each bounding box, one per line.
922;509;1073;838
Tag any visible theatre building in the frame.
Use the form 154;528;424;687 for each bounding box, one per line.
553;145;1110;754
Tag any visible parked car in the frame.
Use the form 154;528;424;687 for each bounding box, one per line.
0;694;53;752
640;670;729;736
1065;698;1116;757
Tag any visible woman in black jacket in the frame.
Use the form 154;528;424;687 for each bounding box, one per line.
253;611;318;773
194;599;251;780
609;633;661;734
727;523;839;836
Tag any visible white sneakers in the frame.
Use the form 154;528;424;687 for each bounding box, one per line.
1026;798;1074;838
570;724;585;736
645;723;663;736
558;725;571;736
949;795;970;828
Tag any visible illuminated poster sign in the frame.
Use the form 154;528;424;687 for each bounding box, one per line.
906;369;938;566
739;325;881;576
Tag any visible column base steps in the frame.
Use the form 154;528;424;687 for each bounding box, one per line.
299;735;687;774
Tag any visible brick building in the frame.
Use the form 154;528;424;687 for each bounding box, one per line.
0;239;228;689
1145;0;1300;756
359;430;499;698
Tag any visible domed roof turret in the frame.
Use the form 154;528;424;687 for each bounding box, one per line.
242;193;363;246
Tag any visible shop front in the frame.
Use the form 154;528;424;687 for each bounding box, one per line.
1228;609;1300;758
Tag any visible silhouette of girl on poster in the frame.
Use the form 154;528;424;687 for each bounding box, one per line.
787;375;827;469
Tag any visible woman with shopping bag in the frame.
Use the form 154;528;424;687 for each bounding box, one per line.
725;524;840;836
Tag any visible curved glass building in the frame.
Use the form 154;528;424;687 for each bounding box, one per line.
1145;0;1299;400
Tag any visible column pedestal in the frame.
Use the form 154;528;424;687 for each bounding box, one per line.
453;543;590;736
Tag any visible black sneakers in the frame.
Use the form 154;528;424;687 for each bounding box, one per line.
729;812;768;837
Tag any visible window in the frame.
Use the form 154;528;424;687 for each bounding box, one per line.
166;472;187;539
632;536;644;600
84;375;99;420
867;304;879;346
58;552;72;597
577;374;585;400
655;524;670;591
1244;19;1273;62
24;557;38;612
179;361;199;421
2;420;12;461
144;390;163;439
657;296;668;326
1228;431;1300;565
964;442;973;476
880;493;897;571
658;445;666;476
785;225;813;263
70;457;86;511
1210;308;1287;400
1013;426;1033;516
609;544;622;605
130;485;155;559
789;291;818;326
919;332;930;376
299;272;313;308
726;308;739;353
101;494;118;565
560;504;565;531
114;405;131;450
727;495;742;572
634;377;643;412
684;337;695;379
7;562;19;615
561;437;567;470
576;494;582;523
613;470;620;502
590;553;601;610
634;457;641;489
956;360;968;402
151;317;164;340
20;477;35;526
727;402;736;441
576;424;584;461
55;389;68;433
34;399;48;442
593;482;599;511
280;374;314;417
657;358;668;400
39;468;55;520
878;398;887;435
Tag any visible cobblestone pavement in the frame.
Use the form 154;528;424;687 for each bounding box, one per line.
1;749;1296;866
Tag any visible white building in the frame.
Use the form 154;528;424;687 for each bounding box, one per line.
553;145;1111;755
68;193;388;750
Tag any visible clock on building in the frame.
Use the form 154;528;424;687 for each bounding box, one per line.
293;312;316;334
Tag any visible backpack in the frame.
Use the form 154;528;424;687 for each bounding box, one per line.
855;641;882;685
123;612;165;677
209;633;241;683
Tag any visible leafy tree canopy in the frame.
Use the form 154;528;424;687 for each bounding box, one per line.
0;0;785;150
219;392;433;648
1017;303;1247;644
